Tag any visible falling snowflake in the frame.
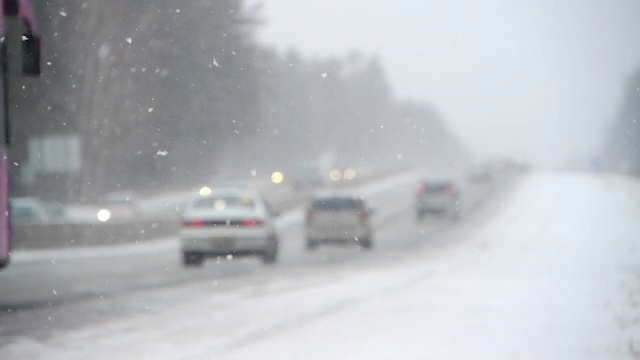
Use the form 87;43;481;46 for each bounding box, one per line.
321;72;328;78
156;150;169;156
213;58;219;67
59;11;67;17
125;37;132;44
148;107;154;113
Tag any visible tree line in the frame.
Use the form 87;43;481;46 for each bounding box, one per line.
13;1;469;202
604;68;640;174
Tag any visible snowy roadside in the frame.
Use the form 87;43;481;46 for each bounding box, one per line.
221;172;640;360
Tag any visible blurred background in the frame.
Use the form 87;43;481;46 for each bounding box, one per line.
3;2;640;358
9;1;640;206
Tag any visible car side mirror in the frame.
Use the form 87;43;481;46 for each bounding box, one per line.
22;34;42;76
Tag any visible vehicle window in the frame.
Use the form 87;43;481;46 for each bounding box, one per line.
423;183;447;192
11;206;37;220
193;195;255;209
311;198;364;210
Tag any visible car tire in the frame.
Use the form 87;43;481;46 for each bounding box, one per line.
262;236;279;265
183;252;203;267
306;239;318;251
359;237;373;250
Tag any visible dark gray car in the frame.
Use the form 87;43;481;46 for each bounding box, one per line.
415;180;460;222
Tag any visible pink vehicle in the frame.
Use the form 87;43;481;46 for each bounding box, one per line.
0;0;42;269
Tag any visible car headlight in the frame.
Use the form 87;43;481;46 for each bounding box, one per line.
97;209;112;222
329;169;342;182
271;171;284;184
199;186;212;197
343;168;357;180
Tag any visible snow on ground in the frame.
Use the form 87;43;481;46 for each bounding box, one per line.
224;173;632;358
224;172;640;360
3;171;639;359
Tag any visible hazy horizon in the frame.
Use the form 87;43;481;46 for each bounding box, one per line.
254;0;640;167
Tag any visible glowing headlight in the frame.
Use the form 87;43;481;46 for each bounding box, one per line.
271;171;284;184
344;168;357;180
329;169;342;182
214;199;227;210
97;209;111;222
199;186;212;197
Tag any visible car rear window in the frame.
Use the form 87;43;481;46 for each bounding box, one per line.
193;195;255;210
311;197;364;210
422;182;448;192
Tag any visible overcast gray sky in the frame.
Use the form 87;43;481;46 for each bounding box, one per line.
253;0;640;167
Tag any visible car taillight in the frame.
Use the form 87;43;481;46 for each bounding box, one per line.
417;183;427;195
306;209;314;222
183;220;204;228
445;184;456;195
358;210;368;223
242;219;264;227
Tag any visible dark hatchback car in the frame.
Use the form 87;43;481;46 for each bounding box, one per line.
415;180;460;222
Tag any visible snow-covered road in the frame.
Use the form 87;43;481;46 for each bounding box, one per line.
6;171;635;359
0;170;496;307
223;172;640;360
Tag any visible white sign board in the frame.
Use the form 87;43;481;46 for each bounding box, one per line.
28;135;82;173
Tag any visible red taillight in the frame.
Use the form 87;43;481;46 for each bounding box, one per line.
183;220;204;228
242;219;264;227
306;209;314;222
358;210;368;223
445;184;456;195
417;183;427;195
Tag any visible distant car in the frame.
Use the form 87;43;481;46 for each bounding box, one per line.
467;164;494;183
98;191;141;222
415;180;460;222
10;197;50;225
305;194;374;250
468;167;493;183
180;188;279;266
